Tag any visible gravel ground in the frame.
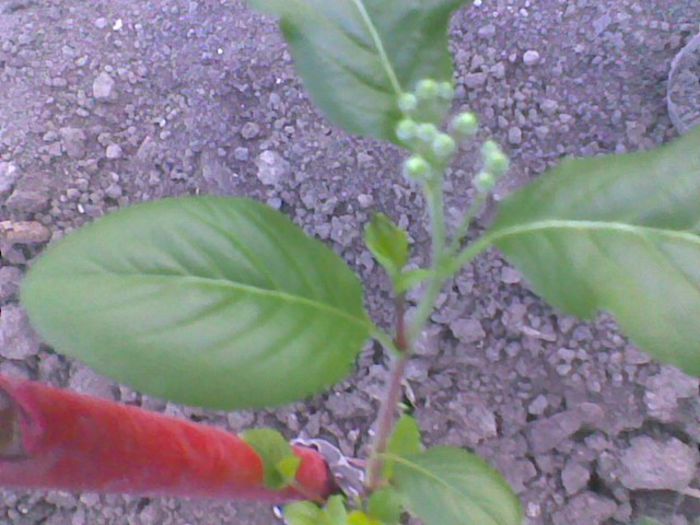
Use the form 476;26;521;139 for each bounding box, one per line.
2;1;700;524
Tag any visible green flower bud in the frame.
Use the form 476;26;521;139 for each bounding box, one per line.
415;79;439;100
404;155;431;181
396;119;418;142
482;140;510;175
451;112;479;137
416;123;438;143
431;133;457;160
437;81;455;101
474;170;496;193
398;93;418;113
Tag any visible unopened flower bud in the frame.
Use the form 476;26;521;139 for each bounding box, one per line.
396;119;418;142
416;123;438;143
415;79;439;100
404;155;431;181
451;112;479;137
431;133;456;160
482;140;510;175
437;81;455;101
398;93;418;114
474;170;496;193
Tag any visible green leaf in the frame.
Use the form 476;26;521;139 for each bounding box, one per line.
368;487;404;524
248;0;470;143
242;429;300;490
390;446;522;525
22;197;371;409
387;415;422;457
488;126;700;376
384;415;422;479
324;496;349;524
364;213;409;277
285;501;322;525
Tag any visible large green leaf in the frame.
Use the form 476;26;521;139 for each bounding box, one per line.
22;197;370;409
488;126;700;376
248;0;469;143
390;447;522;525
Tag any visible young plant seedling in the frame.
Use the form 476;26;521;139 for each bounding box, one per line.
3;1;700;524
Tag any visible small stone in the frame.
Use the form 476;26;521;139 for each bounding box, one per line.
0;221;51;244
552;492;617;525
528;394;549;416
523;50;541;66
561;461;590;495
477;24;496;38
527;404;603;454
0;162;19;196
0;266;22;302
105;143;123;159
69;365;115;399
5;187;49;213
357;194;374;208
255;150;289;186
464;72;487;88
644;366;699;422
508;126;523;145
450;318;486;344
104;183;123;200
501;266;521;284
619;436;699;491
414;325;442;356
233;147;249;161
0;305;41;359
540;99;559;116
93;72;115;100
240;122;261;140
59;127;87;159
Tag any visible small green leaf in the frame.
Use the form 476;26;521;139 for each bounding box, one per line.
488;126;700;376
277;455;303;484
21;197;371;409
364;213;409;277
285;501;322;525
391;446;522;525
368;487;404;524
324;495;349;524
247;0;470;143
242;429;299;490
347;511;375;525
387;415;422;457
384;415;422;479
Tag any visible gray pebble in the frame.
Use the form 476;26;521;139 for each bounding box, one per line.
241;122;261;140
93;72;116;100
0;305;41;360
0;161;19;196
523;50;541;66
59;127;87;159
508;126;523;145
105;143;123;159
619;436;699;491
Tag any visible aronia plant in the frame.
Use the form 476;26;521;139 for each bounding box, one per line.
2;1;700;524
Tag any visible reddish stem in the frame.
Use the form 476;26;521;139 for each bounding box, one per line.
0;375;336;503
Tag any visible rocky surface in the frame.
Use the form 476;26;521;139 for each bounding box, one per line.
1;1;700;524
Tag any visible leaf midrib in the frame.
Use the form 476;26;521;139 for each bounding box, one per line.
489;218;700;246
385;452;506;525
45;270;370;332
349;0;402;95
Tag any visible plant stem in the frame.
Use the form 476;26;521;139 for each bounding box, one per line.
446;192;487;257
366;350;409;491
407;177;448;344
